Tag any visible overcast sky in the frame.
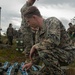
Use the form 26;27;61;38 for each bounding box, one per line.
0;0;75;34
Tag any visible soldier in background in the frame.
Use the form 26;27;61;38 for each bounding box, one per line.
67;23;74;38
22;6;75;75
71;24;75;46
6;23;14;45
67;23;75;46
20;0;37;61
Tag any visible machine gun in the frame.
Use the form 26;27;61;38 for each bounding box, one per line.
0;62;11;75
19;62;28;75
0;61;11;71
31;65;41;71
6;62;20;75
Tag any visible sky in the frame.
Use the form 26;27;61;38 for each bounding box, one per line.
0;0;75;34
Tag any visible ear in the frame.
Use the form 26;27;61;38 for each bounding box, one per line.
32;15;37;19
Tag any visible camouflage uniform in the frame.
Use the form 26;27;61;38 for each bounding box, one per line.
6;25;14;45
20;1;35;57
67;25;75;46
71;25;75;46
32;17;75;75
67;25;75;38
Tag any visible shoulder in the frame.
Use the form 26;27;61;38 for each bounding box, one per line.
45;17;62;27
46;17;61;22
73;24;75;28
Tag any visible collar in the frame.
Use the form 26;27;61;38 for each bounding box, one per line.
39;19;46;35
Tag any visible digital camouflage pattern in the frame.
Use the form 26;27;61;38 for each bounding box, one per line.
67;25;75;38
32;17;75;75
20;1;35;57
72;25;75;46
67;24;75;46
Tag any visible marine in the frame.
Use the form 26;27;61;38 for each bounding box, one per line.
67;23;75;46
22;6;75;75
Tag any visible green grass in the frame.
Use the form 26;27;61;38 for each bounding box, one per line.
0;35;25;63
0;45;25;63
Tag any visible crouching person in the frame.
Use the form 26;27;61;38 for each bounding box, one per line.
22;6;75;75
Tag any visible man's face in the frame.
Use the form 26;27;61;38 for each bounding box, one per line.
69;24;72;28
25;17;39;30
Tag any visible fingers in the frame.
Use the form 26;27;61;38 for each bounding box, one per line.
22;65;28;71
22;63;32;71
26;66;30;71
22;68;24;71
22;65;25;71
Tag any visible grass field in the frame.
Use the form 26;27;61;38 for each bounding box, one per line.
0;35;25;63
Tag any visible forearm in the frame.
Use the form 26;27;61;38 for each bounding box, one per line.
21;0;36;16
30;45;40;65
27;0;36;6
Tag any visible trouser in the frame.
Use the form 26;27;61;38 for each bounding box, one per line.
29;51;64;75
7;36;13;45
28;47;75;75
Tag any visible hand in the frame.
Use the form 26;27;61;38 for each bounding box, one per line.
28;0;36;3
27;0;37;7
22;62;32;71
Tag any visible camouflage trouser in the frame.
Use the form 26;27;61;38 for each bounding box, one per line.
33;47;74;75
23;49;75;75
28;63;64;75
26;48;74;75
36;66;63;75
33;51;64;75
